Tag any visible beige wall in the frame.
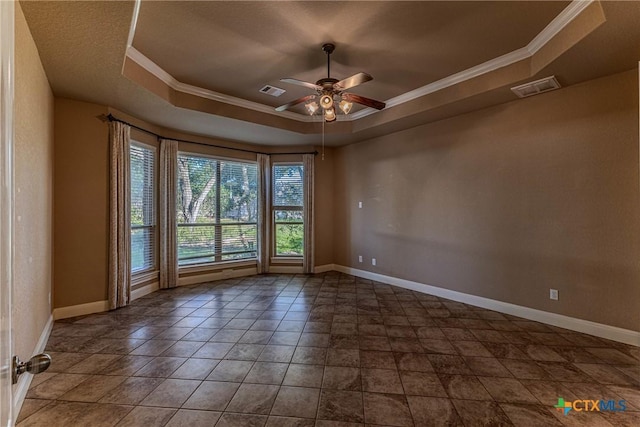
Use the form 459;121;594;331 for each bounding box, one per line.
54;98;109;307
314;147;334;267
334;70;640;331
13;4;54;363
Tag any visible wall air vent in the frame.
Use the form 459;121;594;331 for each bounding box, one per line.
511;76;561;98
259;85;286;97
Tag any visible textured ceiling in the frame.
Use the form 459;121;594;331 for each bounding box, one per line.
18;1;640;147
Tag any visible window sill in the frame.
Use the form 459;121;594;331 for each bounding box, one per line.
179;259;257;275
270;257;303;265
132;270;159;287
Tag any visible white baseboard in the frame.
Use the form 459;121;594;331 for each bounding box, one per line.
178;266;257;287
131;281;159;301
13;314;54;417
314;264;335;274
52;300;109;321
333;265;640;347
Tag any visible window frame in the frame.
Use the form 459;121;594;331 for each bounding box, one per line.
271;162;304;259
176;150;259;268
130;140;158;277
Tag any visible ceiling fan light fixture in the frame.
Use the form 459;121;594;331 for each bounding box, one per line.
305;101;319;115
324;107;336;122
320;94;334;110
339;99;353;114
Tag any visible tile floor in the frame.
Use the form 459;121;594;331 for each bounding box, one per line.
17;272;640;426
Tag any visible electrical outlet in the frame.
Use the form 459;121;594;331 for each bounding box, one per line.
550;289;559;300
358;255;363;263
372;258;377;266
358;201;363;209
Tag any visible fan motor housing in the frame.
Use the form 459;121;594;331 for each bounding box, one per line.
316;78;339;91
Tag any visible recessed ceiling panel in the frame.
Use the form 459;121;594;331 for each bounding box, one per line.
133;1;569;110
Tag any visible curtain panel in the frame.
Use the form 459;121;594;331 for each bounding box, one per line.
302;153;315;274
108;121;131;309
257;153;270;274
159;139;179;289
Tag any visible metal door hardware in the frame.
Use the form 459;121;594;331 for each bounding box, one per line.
12;354;51;384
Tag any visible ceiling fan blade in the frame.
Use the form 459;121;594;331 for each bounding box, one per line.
343;93;386;110
275;95;316;112
334;72;373;91
280;78;322;91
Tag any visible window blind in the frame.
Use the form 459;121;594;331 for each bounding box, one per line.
130;143;156;273
176;154;258;265
273;164;304;256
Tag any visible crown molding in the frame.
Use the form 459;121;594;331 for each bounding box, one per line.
124;0;594;125
126;47;312;123
528;0;594;55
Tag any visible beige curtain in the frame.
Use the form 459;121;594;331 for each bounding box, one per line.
257;153;270;274
108;121;131;309
159;139;178;288
302;153;315;274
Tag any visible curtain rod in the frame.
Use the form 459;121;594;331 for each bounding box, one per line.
103;114;318;156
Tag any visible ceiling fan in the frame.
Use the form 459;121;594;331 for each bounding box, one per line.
276;43;386;122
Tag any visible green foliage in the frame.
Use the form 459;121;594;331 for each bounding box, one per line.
275;223;303;256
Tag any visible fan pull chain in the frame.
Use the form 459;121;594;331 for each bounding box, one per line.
322;119;325;161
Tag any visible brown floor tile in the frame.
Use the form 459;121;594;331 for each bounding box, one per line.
452;399;514;426
406;395;463;426
216;412;268;427
291;346;327;364
477;377;539;404
240;330;275;344
501;403;565;426
99;376;165;405
574;363;639;385
426;354;472;375
323;366;361;391
115;406;176;426
21;273;639;427
360;350;396;369
399;371;447;397
283;364;324;387
97;355;154;376
258;345;296;362
463;356;512;378
326;349;360;367
317;390;364;423
520;380;578;406
139;378;201;408
271;386;320;418
226;383;279;414
17;401;132;427
58;374;126;402
133;356;186;377
26;373;90;400
439;374;493;400
165;409;222;426
66;354;123;374
361;368;404;394
452;340;493;358
245;362;289;384
207;359;253;382
170;357;219;380
394;352;434;372
363;392;413;426
183;380;240;411
15;399;52;424
501;358;550;380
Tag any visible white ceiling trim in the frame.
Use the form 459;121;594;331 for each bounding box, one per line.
124;0;593;124
126;46;312;122
351;0;595;120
